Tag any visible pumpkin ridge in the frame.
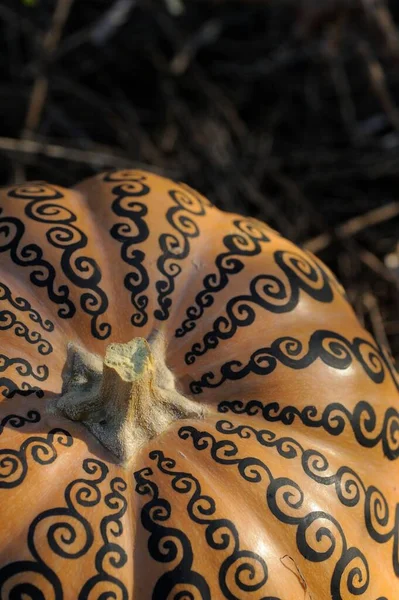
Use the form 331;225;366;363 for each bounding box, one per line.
7;183;111;340
0;280;54;333
178;423;371;599
154;187;209;322
175;217;273;339
184;248;352;365
217;398;399;459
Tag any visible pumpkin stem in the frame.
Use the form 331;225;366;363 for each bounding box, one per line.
46;331;205;463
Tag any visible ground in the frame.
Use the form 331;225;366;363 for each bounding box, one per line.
1;0;398;359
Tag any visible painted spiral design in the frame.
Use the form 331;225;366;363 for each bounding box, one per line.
7;184;110;339
106;170;150;328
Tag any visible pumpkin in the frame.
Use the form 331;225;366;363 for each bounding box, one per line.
0;169;398;600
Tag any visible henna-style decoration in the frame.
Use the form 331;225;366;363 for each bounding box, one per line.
0;310;52;355
78;476;128;600
7;184;111;339
185;250;348;365
0;281;54;332
105;171;150;328
218;399;399;460
0;208;75;320
179;424;371;600
0;410;41;435
150;450;278;600
190;330;395;394
0;428;72;489
0;458;108;599
0;378;44;399
185;250;347;365
175;218;272;338
134;466;211;599
154;188;209;321
0;354;48;382
214;418;399;577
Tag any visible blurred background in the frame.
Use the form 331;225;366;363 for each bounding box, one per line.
1;0;399;359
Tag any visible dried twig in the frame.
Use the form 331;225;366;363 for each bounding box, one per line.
90;0;137;46
23;0;75;138
357;38;399;134
363;290;391;350
0;136;162;172
304;202;399;254
280;554;313;599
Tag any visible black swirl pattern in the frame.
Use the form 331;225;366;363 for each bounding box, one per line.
0;458;108;599
105;171;150;328
0;410;41;435
0;428;72;488
0;208;75;320
179;424;372;600
0;354;48;381
0;310;52;355
7;184;111;339
213;418;399;578
79;476;128;600
134;466;211;599
0;378;44;399
154;188;209;321
175;219;272;338
149;451;279;600
190;329;395;394
0;281;54;332
218;399;399;460
185;250;345;364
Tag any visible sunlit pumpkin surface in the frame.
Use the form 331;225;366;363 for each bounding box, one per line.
0;170;398;599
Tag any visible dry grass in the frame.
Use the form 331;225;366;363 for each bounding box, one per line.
0;0;398;358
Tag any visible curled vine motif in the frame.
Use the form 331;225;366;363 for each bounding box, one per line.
218;399;399;460
79;476;128;600
214;419;399;579
0;310;52;355
0;208;74;320
175;218;272;338
189;330;392;394
185;250;341;364
0;428;72;488
0;377;44;399
149;450;277;600
0;354;49;382
178;425;371;600
134;466;211;599
7;184;111;340
105;171;150;328
154;188;209;321
0;458;108;600
0;281;54;332
0;410;41;435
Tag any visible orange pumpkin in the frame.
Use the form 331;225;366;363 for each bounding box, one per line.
0;169;398;599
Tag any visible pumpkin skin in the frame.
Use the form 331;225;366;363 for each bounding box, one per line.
0;169;398;600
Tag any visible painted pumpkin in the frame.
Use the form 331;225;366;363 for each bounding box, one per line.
0;169;398;600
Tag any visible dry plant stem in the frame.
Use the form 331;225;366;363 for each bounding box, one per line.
363;291;391;351
46;333;206;463
23;0;75;138
304;201;399;253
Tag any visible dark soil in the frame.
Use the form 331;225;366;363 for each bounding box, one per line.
1;0;399;358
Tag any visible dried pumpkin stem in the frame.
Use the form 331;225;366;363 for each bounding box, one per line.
46;332;205;463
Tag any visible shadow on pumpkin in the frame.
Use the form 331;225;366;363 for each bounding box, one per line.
0;390;120;465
